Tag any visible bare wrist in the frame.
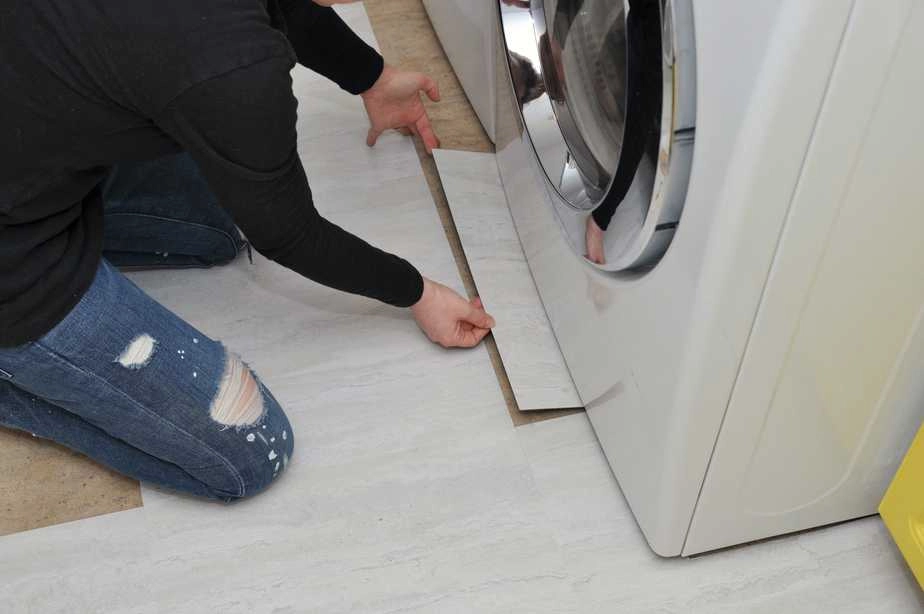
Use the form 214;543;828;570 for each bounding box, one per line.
411;277;433;310
360;64;392;99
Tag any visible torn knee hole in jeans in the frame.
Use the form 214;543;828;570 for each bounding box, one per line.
210;352;265;428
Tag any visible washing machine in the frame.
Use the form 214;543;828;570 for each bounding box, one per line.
486;0;924;556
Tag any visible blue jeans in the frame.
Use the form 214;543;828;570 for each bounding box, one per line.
0;154;294;501
101;152;248;269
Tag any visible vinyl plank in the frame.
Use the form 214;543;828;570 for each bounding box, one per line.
434;149;582;410
364;0;579;425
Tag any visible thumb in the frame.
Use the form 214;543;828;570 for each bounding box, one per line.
366;127;380;148
465;304;496;329
419;75;441;102
457;326;491;348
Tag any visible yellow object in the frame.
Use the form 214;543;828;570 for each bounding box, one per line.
880;422;924;590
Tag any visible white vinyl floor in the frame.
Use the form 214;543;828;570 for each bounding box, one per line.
1;6;921;613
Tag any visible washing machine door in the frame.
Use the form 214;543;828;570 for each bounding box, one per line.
499;0;695;271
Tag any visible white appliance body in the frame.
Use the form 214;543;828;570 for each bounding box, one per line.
481;0;924;556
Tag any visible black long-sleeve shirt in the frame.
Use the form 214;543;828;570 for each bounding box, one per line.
0;0;424;348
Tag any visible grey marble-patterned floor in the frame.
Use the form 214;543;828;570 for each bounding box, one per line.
433;149;581;411
1;5;921;613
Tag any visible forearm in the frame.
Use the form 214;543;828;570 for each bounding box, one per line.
239;159;424;307
275;0;383;94
158;57;422;307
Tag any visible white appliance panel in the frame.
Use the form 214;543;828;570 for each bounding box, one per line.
495;0;861;556
685;0;923;554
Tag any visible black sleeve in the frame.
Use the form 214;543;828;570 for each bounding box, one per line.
275;0;384;95
591;0;661;230
155;56;424;307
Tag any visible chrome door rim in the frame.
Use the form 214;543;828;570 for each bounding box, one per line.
498;0;696;272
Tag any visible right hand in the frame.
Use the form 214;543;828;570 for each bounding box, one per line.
411;278;496;348
361;65;441;155
585;215;606;265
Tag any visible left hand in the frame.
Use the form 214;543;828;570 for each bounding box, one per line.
361;65;441;154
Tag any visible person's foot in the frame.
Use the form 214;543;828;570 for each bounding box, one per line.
585;215;606;265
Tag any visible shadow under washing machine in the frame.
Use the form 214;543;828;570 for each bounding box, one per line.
492;0;924;556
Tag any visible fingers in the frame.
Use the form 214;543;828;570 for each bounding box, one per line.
418;75;441;102
366;127;381;148
465;304;496;329
585;253;604;265
456;326;491;348
471;296;484;310
397;126;418;141
415;115;440;155
442;303;494;348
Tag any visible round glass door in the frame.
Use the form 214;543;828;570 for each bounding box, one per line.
500;0;630;211
499;0;695;272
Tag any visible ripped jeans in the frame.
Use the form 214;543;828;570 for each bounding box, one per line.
0;154;294;500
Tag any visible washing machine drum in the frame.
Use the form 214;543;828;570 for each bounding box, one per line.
500;0;694;271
